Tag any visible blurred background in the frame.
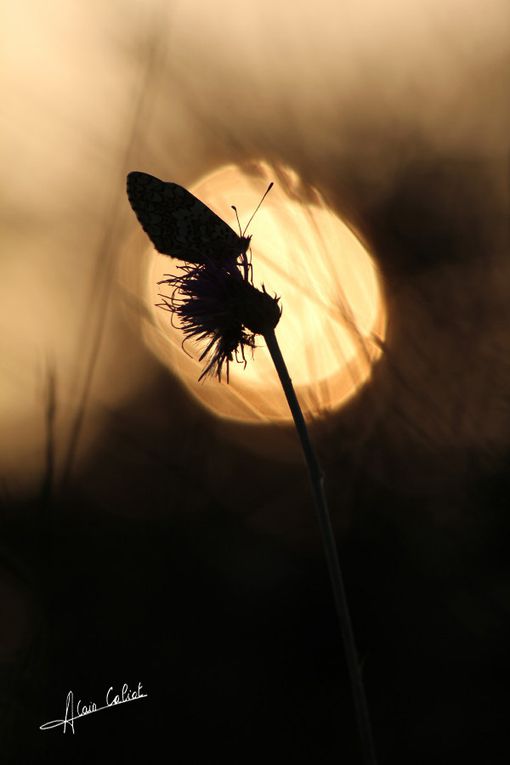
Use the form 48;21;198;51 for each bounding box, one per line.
1;1;509;762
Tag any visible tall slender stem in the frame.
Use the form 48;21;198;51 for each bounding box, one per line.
264;327;378;765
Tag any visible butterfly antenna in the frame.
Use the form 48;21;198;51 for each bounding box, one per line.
231;205;242;237
242;182;274;236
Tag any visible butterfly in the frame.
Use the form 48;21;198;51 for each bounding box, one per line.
126;171;251;266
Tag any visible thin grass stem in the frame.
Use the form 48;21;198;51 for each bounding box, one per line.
264;327;378;765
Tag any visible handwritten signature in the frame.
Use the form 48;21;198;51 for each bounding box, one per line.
40;682;148;733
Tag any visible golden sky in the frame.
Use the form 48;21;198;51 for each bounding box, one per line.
1;0;509;492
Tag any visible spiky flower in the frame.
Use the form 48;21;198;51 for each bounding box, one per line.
158;257;281;382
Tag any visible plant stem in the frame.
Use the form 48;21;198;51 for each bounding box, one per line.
264;327;378;765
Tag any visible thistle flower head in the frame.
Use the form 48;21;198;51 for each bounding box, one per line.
158;257;281;382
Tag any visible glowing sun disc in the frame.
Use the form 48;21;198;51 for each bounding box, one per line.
142;162;386;424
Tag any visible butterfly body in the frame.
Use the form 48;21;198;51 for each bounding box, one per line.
126;171;251;265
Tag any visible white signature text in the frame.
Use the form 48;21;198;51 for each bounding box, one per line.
39;682;148;733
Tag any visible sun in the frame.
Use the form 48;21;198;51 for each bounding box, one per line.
141;161;386;424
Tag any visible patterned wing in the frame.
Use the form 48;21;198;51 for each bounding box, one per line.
126;171;250;265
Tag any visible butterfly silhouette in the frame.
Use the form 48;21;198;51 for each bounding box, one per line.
126;171;251;266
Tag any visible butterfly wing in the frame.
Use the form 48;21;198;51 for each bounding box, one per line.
126;171;249;265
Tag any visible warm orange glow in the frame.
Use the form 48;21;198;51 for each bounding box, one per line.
5;2;506;492
141;162;386;423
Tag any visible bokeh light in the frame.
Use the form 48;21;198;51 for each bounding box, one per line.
138;161;386;423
